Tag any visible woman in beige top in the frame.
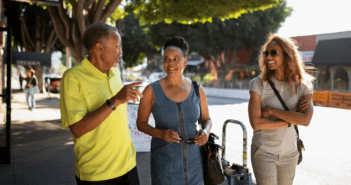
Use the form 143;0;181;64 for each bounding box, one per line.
248;34;314;185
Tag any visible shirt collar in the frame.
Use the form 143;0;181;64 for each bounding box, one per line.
81;56;117;79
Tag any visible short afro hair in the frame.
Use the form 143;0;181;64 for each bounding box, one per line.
163;36;189;57
83;22;118;52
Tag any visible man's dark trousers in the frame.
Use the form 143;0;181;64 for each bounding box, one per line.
75;166;140;185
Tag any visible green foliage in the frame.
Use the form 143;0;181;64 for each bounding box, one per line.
122;13;158;68
191;75;202;83
148;1;291;56
125;0;284;25
60;54;77;67
146;1;290;86
191;73;216;85
59;65;67;76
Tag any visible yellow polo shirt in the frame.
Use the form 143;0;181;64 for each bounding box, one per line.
60;57;136;181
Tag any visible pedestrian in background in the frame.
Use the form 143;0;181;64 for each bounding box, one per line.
19;72;24;91
248;33;314;185
60;22;142;185
25;69;38;111
136;36;212;185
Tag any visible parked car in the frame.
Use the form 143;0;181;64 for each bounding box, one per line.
44;74;62;93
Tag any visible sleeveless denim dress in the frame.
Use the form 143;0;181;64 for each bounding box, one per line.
150;81;204;185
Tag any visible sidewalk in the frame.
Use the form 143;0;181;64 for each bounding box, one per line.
0;82;152;185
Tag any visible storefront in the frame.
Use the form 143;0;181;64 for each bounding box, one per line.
312;38;351;92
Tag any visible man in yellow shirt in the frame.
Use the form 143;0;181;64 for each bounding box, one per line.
60;22;142;184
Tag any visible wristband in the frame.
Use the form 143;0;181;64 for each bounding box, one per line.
106;99;116;110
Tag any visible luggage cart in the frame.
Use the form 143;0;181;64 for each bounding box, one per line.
221;119;252;185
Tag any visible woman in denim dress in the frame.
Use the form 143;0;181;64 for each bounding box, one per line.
137;36;212;185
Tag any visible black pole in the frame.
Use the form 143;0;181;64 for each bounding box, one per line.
0;27;12;164
5;27;12;164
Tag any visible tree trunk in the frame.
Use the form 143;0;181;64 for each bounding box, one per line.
217;72;227;88
33;66;45;93
48;0;122;63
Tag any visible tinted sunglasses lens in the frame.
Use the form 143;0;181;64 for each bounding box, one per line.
264;50;277;57
263;50;269;56
185;138;196;144
271;50;277;56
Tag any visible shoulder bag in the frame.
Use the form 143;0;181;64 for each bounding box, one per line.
28;77;40;94
192;81;225;185
268;80;305;165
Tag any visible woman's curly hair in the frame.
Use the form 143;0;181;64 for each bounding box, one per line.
163;36;189;57
258;33;314;95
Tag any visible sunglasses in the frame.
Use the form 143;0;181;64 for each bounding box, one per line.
177;137;196;144
263;49;277;57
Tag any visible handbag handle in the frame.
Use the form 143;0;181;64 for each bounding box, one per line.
267;80;300;139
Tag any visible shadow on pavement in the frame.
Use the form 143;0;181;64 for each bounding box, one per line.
11;119;70;147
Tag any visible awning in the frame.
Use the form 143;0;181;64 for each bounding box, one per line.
187;60;204;66
5;51;52;66
311;38;351;66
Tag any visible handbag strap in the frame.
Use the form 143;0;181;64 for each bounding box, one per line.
28;77;34;85
192;81;204;129
267;80;300;139
192;81;212;153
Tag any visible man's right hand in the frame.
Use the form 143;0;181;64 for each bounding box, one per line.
111;82;143;106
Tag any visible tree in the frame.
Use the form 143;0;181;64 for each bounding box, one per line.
122;13;158;69
126;0;285;24
147;1;291;87
60;53;77;67
47;0;124;62
3;1;65;93
4;1;63;53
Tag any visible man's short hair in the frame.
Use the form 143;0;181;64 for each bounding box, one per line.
83;22;118;52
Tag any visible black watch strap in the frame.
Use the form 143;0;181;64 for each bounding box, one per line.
106;99;116;110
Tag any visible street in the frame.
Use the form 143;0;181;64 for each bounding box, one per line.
1;91;351;185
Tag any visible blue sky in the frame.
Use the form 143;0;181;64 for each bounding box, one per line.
277;0;351;37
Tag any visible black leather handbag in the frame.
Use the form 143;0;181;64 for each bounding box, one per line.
268;81;305;165
192;81;225;185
